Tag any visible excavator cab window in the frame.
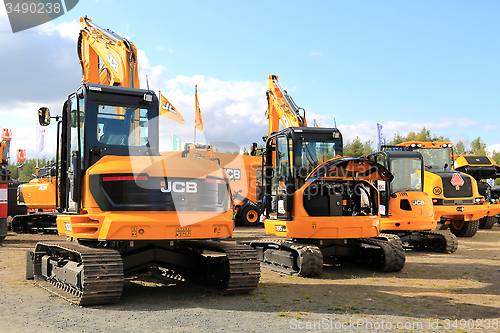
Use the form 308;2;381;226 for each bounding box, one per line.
97;105;149;147
414;147;452;171
297;140;340;179
390;157;422;192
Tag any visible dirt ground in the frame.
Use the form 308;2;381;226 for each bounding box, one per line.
1;226;500;332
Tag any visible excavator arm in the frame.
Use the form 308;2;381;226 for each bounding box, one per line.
78;16;140;88
266;74;307;135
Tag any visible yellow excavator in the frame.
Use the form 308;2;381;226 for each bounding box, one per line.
368;149;458;253
395;141;489;237
247;75;405;276
453;154;500;229
21;17;259;306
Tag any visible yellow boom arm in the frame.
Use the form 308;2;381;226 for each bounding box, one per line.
266;75;307;135
77;16;140;88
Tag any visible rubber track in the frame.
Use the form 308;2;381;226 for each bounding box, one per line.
377;233;404;248
357;237;406;272
183;240;261;295
249;239;323;277
221;243;261;294
420;230;458;254
34;242;123;306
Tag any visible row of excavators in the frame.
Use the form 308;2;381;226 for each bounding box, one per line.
5;17;499;305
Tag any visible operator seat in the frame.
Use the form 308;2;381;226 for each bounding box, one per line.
99;121;127;146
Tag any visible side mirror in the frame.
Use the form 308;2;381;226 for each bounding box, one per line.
250;142;257;156
38;107;51;126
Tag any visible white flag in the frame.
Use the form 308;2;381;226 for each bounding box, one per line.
38;128;47;154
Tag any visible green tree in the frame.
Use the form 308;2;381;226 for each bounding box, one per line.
386;127;450;146
344;137;365;157
454;140;467;155
469;137;487;155
9;157;54;182
362;140;375;156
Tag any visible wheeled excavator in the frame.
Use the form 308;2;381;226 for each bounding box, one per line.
247;75;405;276
22;17;260;306
368;150;458;253
453;154;500;229
395;141;489;237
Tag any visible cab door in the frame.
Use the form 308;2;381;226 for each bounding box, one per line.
369;153;390;217
267;135;292;220
61;91;85;213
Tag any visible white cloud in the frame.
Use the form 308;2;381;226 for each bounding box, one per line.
310;51;322;57
487;144;500;155
157;75;268;152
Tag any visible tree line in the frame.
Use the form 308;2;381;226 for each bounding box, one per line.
345;127;498;160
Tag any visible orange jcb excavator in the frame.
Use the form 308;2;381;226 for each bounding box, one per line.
395;141;488;237
247;75;405;276
453;154;500;229
368;150;458;253
20;17;259;306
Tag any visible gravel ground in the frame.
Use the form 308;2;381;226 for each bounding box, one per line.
1;226;500;332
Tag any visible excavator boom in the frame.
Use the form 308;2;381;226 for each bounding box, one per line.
266;75;307;135
78;16;139;88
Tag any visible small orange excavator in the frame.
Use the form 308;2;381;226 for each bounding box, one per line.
246;75;405;276
369;149;458;253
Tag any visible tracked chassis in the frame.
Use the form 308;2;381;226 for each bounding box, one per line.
386;230;458;254
248;235;405;277
26;239;260;306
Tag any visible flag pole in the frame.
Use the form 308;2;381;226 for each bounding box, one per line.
35;121;38;176
194;85;197;145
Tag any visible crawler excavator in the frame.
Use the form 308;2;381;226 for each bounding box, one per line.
453;154;500;229
368;150;458;253
247;75;405;276
23;17;259;306
395;141;489;237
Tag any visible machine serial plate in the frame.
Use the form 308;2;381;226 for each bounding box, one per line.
175;227;191;238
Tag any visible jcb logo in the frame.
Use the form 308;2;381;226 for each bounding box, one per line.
412;200;425;206
160;181;198;193
224;168;241;180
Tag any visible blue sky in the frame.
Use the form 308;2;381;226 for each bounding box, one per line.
1;0;499;160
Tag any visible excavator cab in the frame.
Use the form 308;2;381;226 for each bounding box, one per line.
264;127;344;221
47;84;160;214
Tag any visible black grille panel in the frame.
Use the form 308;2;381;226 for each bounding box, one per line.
89;174;229;212
439;172;473;198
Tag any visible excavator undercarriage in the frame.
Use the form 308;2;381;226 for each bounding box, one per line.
27;239;260;305
249;234;405;277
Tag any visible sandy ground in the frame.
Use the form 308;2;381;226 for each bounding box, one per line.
1;226;500;332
